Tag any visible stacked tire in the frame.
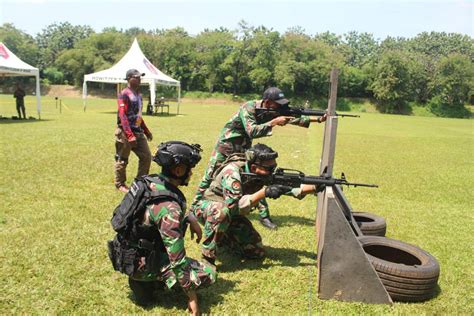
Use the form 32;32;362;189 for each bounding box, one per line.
358;236;440;302
353;212;386;236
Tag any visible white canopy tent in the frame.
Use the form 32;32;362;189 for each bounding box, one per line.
83;38;181;113
0;42;41;118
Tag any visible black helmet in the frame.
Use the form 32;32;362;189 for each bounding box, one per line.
153;141;202;168
245;143;278;165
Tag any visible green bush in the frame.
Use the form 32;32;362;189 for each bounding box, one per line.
428;95;471;118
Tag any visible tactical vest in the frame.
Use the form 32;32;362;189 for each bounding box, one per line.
204;154;265;203
116;87;144;133
108;174;186;276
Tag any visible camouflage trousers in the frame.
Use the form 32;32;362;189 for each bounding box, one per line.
191;141;270;218
193;199;265;260
131;257;216;293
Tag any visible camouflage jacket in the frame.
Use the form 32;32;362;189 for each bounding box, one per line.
142;174;193;289
217;100;310;151
204;156;307;218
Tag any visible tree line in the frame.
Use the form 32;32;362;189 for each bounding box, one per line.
1;21;473;117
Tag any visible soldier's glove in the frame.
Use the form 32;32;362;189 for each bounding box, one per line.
316;184;326;193
265;185;293;199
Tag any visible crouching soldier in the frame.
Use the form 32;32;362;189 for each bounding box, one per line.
108;141;216;315
192;143;323;266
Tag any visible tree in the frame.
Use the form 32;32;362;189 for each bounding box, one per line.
246;26;281;91
343;31;378;67
36;22;94;68
147;28;195;90
276;31;343;98
432;54;473;108
193;28;234;92
370;50;414;113
55;31;129;85
0;23;39;66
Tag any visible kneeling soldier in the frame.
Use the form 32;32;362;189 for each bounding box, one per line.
192;143;321;266
110;141;216;315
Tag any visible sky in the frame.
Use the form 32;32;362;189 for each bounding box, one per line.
1;0;472;39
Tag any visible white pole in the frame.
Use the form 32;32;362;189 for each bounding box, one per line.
35;73;41;119
177;84;181;115
82;80;88;112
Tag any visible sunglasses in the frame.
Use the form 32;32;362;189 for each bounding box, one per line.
130;75;142;79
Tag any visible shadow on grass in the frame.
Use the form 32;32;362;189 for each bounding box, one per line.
218;245;316;273
129;278;236;313
248;214;314;227
0;118;52;124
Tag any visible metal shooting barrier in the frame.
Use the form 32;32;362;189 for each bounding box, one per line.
315;69;392;304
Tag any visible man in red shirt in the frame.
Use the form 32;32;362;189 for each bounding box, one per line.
114;69;153;193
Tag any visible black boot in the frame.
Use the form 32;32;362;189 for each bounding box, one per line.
259;217;277;230
128;278;156;306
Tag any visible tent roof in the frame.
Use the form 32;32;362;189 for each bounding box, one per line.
0;42;39;77
84;38;179;86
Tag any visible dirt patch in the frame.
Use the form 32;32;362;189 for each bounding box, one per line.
45;85;83;98
43;85;242;105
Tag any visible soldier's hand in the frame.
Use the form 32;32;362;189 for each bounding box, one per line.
270;116;293;127
128;137;137;148
265;185;293;199
316;184;326;193
146;133;153;141
189;219;202;243
319;113;327;123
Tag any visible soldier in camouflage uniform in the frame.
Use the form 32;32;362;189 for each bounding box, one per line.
191;87;326;230
129;141;216;315
192;143;323;265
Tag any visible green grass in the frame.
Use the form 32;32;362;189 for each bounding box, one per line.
0;95;473;314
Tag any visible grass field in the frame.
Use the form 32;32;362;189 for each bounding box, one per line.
0;95;473;314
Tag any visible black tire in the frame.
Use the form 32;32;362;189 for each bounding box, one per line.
353;212;387;236
358;236;440;302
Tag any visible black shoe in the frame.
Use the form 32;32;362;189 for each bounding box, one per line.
259;217;277;230
128;278;156;306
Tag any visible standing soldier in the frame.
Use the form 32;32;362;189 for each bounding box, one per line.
114;69;153;193
13;83;26;119
191;87;326;229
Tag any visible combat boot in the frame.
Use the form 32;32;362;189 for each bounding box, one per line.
128;278;156;306
259;217;277;230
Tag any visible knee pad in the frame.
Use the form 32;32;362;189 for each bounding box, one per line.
115;154;128;164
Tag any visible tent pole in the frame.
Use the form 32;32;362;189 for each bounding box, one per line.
82;81;87;112
177;85;181;115
36;73;41;120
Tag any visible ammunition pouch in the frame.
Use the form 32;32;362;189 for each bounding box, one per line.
108;235;167;276
108;236;137;276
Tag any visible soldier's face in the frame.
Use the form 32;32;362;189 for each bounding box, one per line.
252;159;277;175
263;99;280;110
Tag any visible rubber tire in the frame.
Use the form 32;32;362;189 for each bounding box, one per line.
353;212;387;236
358;236;440;302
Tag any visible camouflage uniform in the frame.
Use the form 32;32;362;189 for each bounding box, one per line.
131;174;216;292
191;100;310;219
192;155;309;261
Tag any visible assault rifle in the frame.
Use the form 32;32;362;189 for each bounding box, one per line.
255;104;360;124
241;168;378;189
